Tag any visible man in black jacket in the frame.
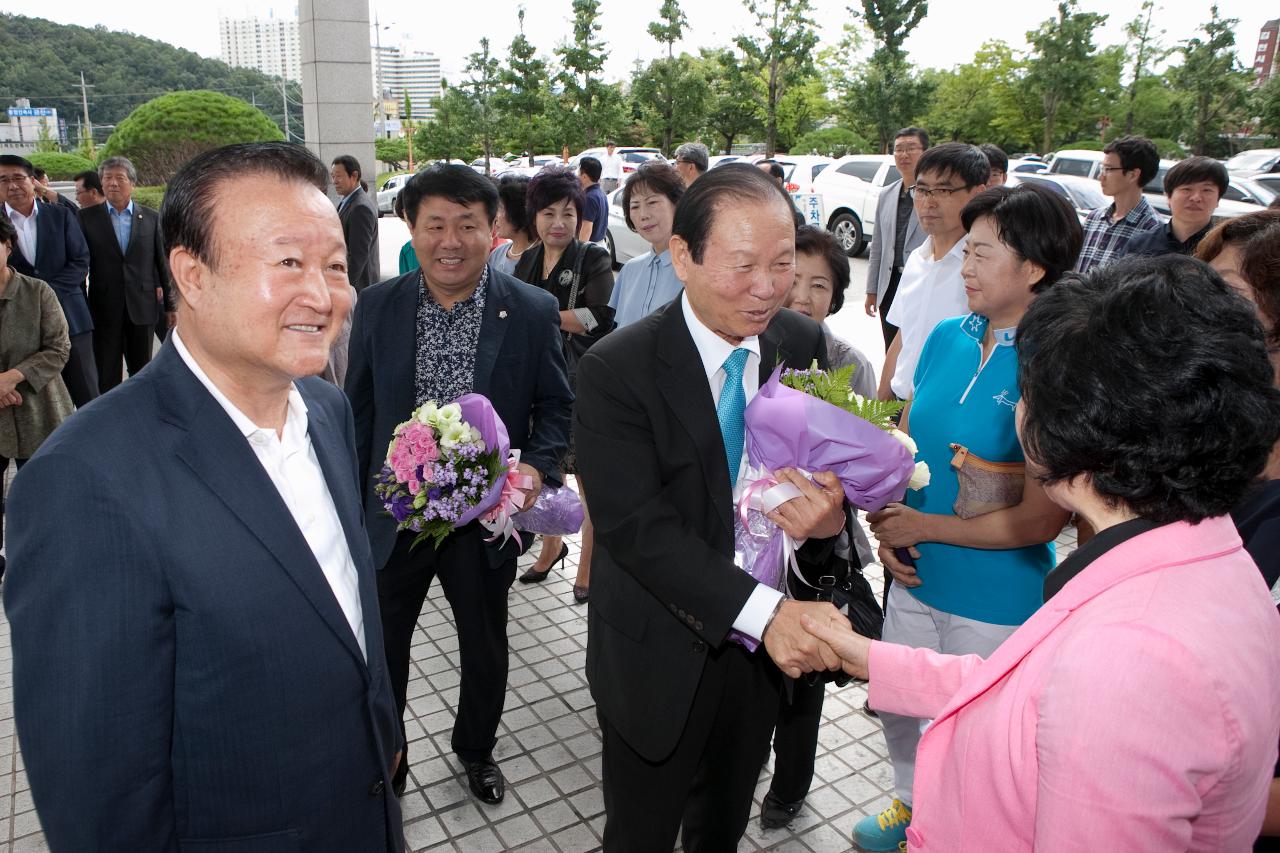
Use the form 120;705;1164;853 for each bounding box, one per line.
575;164;850;852
78;156;174;392
331;155;380;290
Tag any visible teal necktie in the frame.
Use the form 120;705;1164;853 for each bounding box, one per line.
717;348;750;488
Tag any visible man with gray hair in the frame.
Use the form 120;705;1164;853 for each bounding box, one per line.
673;141;710;187
77;155;174;391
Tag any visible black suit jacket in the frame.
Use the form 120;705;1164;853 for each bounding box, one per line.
575;300;836;761
7;199;92;336
4;342;403;852
79;201;172;326
339;187;380;290
345;267;574;570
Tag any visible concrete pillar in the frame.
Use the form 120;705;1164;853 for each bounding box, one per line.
298;0;375;193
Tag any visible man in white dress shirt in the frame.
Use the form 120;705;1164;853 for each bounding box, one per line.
575;163;851;852
879;143;990;401
4;142;405;852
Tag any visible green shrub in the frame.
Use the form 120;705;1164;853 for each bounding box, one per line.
102;90;283;185
27;151;96;180
132;185;166;210
790;128;870;158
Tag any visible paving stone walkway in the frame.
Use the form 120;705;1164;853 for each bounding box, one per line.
0;462;1078;851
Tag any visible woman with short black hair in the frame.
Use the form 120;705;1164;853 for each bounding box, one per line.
513;167;614;602
854;184;1079;850
488;173;537;276
809;253;1280;851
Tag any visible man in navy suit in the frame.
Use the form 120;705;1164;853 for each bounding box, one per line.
4;142;404;852
0;154;97;406
346;164;572;805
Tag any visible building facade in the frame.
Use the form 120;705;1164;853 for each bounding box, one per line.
372;46;442;124
220;11;303;84
1256;19;1279;87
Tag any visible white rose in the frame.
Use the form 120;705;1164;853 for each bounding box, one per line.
469;426;482;444
438;403;462;423
889;428;918;456
416;402;438;425
908;461;931;490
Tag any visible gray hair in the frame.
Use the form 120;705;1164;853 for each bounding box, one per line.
99;156;139;184
673;142;709;173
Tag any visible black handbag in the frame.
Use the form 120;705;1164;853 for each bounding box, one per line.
561;245;593;382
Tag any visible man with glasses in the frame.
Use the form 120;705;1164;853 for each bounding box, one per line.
73;171;105;208
876;143;988;404
673;141;709;187
1074;135;1160;273
866;127;930;349
0;154;97;407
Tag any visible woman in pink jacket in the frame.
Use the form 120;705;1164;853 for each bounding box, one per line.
807;254;1280;852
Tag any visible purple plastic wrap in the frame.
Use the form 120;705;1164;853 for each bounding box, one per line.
512;486;586;535
453;393;512;527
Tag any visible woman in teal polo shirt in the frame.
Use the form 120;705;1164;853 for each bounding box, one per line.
851;184;1082;852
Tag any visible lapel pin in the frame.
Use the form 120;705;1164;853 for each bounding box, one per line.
499;309;508;319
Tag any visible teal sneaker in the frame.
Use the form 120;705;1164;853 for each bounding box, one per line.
852;799;911;852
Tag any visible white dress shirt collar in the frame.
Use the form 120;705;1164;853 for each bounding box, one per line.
171;328;307;438
680;291;762;393
5;200;38;263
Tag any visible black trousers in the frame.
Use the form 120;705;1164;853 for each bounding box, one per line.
879;267;903;350
599;643;780;853
61;332;99;408
766;676;827;803
376;524;516;763
0;456;27;578
93;302;154;392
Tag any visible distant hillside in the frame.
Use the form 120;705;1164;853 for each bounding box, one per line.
0;14;300;141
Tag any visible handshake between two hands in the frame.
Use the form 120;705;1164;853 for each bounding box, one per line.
762;600;872;682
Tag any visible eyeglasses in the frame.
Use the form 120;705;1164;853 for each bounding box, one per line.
909;184;971;200
892;146;923;155
1098;165;1130;175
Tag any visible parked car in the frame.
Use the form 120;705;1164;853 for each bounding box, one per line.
808;154;900;257
1225;148;1280;175
707;154;743;169
1047;150;1253;222
506;155;566;178
1224;176;1277;207
768;155;835;193
377;173;412;216
604;188;651;268
1249;173;1280;199
1007;173;1107;223
1007;157;1048;175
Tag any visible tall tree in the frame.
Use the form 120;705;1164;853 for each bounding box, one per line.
417;80;479;164
631;55;710;153
555;0;614;147
1023;1;1107;154
464;38;501;172
855;0;928;59
700;48;764;154
496;8;551;165
1257;73;1280;140
735;0;819;155
645;0;691;152
1121;0;1168;135
1170;5;1249;155
922;42;1009;143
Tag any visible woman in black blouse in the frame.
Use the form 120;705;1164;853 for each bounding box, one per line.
513;167;615;602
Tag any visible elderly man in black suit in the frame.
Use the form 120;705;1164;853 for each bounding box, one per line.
5;141;404;852
345;164;572;806
78;155;174;392
574;164;852;852
331;155;380;291
0;154;97;406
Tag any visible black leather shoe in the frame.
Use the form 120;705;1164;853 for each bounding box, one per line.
392;745;409;798
463;757;505;804
760;789;805;829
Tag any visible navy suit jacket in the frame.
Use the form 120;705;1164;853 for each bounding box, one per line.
345;266;573;570
4;342;404;853
7;199;93;336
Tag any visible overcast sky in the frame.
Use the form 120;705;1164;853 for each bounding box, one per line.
6;0;1270;83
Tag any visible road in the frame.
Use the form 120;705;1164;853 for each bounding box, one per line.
379;218;886;384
